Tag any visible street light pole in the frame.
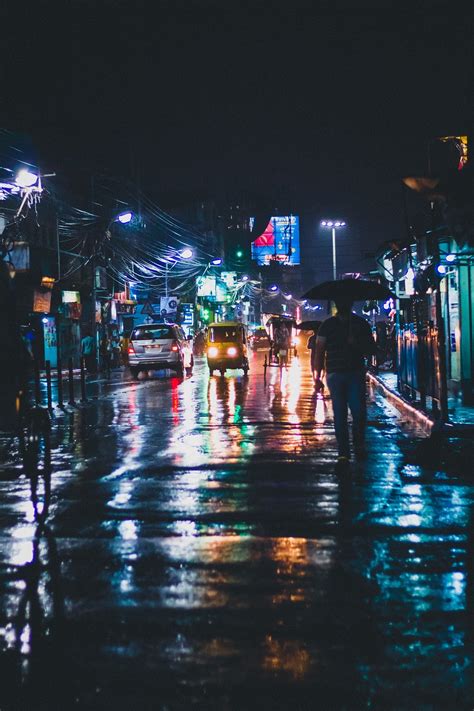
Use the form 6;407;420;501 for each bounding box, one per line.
331;226;337;281
90;210;133;371
164;248;194;301
321;220;346;280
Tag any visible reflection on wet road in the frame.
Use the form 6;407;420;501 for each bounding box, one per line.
0;352;472;709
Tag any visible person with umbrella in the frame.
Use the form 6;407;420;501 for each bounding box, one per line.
297;320;322;382
303;280;390;464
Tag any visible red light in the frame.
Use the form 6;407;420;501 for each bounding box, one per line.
171;342;179;352
128;345;135;354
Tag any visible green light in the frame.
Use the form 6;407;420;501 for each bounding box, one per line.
202;309;210;321
236;249;243;258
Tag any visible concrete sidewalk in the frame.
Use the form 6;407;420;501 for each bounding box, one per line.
368;370;474;435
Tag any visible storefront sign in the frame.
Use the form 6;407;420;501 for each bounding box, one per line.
62;290;81;303
181;303;194;325
33;289;52;313
160;296;180;318
197;275;216;297
42;316;57;367
60;302;82;320
221;271;237;289
41;276;55;289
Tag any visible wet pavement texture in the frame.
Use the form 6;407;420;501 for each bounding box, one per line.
1;352;473;710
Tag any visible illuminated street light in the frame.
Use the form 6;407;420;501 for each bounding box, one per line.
210;257;223;266
446;254;456;263
117;211;133;224
269;284;278;291
163;247;194;296
15;168;38;188
437;264;447;275
321;219;346;280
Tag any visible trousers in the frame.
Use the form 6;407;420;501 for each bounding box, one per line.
326;370;367;456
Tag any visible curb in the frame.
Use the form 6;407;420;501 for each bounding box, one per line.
368;372;474;437
367;372;434;434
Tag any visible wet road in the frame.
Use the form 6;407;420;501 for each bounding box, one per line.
1;352;473;710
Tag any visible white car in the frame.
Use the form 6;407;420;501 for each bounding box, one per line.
128;323;193;378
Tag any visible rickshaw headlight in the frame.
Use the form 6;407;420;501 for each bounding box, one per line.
227;346;237;356
208;346;219;358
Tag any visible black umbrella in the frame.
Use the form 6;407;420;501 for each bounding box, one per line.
296;320;322;331
302;278;394;302
266;315;297;326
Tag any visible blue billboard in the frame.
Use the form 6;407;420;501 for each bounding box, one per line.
251;215;300;266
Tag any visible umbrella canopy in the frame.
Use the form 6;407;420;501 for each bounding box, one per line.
302;278;393;302
266;315;297;326
296;320;322;331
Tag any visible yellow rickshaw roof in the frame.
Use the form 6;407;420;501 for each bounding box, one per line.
208;321;246;328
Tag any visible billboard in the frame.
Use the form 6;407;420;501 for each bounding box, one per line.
196;275;217;298
160;296;180;319
251;215;300;266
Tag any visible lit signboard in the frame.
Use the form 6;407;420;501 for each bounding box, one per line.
181;303;194;325
197;275;216;297
251;215;300;266
62;290;81;303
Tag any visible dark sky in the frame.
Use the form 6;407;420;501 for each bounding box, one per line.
1;0;472;252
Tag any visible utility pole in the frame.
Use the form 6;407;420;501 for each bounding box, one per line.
90;230;99;372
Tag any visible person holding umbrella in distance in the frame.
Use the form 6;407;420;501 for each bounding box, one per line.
303;279;392;465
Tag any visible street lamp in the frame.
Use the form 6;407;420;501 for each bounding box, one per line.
117;211;133;224
164;247;194;297
210;257;223;266
15;168;38;188
321;220;346;280
89;210;134;371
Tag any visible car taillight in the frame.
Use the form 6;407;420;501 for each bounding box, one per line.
128;344;135;354
171;342;179;352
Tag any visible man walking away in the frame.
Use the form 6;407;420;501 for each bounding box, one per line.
313;299;376;464
81;331;96;373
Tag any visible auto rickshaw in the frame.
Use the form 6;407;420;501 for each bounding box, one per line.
206;321;249;376
265;315;298;366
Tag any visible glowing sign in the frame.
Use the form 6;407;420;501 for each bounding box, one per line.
251;215;300;266
197;275;216;297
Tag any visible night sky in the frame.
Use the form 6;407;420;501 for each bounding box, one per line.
1;0;472;262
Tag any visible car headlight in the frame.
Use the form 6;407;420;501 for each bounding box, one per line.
227;346;237;356
208;346;218;358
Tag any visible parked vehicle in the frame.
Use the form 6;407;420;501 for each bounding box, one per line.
206;322;249;376
128;323;193;378
250;327;271;351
